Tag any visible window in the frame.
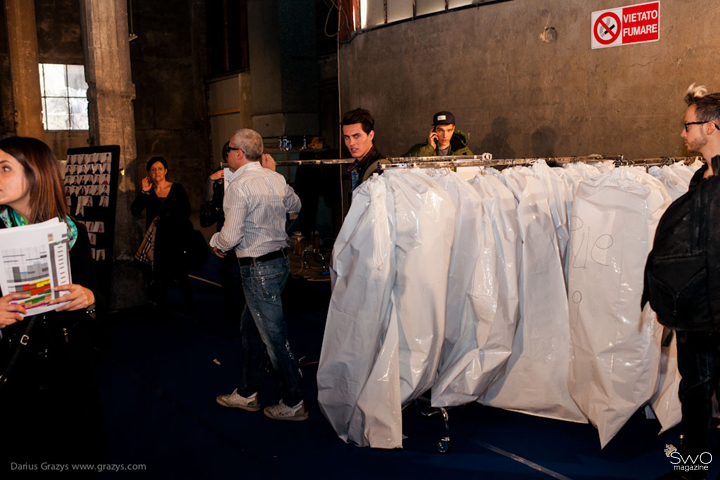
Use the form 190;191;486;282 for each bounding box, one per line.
39;63;89;131
357;0;498;30
206;0;249;76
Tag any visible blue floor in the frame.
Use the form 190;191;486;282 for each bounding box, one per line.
93;255;714;480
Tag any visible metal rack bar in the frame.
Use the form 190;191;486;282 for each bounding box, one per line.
378;155;702;170
274;158;355;166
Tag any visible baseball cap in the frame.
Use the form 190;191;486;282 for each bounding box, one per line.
433;111;455;126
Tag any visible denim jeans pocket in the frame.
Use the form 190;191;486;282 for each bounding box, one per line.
250;261;288;301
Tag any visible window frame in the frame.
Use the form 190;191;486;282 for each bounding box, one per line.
343;0;514;36
39;63;89;132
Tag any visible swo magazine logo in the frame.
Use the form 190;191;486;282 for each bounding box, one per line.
665;444;712;473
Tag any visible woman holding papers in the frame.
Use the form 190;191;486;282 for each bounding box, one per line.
0;136;104;464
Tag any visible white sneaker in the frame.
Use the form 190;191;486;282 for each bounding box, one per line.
263;400;309;421
216;389;260;412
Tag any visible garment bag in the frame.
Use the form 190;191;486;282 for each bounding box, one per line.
428;170;502;407
385;169;455;405
532;161;573;285
669;159;703;185
649;330;682;434
648;165;690;201
481;167;586;423
531;161;572;280
566;167;671;447
318;175;402;448
432;173;521;403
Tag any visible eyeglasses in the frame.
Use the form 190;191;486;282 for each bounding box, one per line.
684;121;720;132
227;146;244;156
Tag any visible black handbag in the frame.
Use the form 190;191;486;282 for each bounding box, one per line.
200;179;225;228
199;202;221;228
0;316;40;392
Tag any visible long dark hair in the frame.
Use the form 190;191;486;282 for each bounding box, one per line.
0;136;69;223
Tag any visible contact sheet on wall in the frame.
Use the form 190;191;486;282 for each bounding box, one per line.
63;145;120;285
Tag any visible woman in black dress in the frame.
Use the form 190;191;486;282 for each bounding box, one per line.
131;156;193;306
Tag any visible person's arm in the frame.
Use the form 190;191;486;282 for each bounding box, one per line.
205;176;215;203
261;154;276;171
284;183;301;214
131;189;150;216
131;176;154;216
48;221;98;313
210;182;247;254
206;169;224;202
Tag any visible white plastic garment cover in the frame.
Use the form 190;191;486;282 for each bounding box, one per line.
593;160;616;173
648;165;691;201
566;162;603;183
435;173;521;403
670;159;703;185
531;161;573;284
427;170;507;407
318;175;402;448
385;169;456;406
566;167;671;447
481;167;587;423
650;330;682;434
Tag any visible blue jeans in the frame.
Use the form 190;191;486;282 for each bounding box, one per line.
236;255;304;406
676;331;720;454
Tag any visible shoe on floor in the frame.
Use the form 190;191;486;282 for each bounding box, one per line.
216;389;260;412
263;400;309;421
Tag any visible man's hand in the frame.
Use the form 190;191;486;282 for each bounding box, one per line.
428;130;438;149
261;153;276;171
210;170;224;181
212;246;227;258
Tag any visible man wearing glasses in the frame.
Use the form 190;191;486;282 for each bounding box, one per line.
210;129;308;422
683;85;720;185
655;85;720;480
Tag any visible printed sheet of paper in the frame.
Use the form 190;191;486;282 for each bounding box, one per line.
0;218;72;315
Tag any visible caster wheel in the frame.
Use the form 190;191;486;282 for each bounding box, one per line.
436;441;449;453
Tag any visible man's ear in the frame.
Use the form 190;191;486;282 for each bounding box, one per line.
706;122;718;136
368;130;375;142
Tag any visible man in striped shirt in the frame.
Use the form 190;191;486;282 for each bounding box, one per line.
211;129;307;421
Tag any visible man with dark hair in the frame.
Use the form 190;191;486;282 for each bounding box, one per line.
204;141;243;321
341;108;386;192
404;111;473;157
684;84;720;186
211;129;307;422
655;85;720;480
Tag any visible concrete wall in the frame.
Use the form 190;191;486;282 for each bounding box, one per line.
247;0;319;137
339;0;720;159
0;0;90;152
129;0;209;209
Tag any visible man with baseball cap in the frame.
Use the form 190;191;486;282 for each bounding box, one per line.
403;111;474;157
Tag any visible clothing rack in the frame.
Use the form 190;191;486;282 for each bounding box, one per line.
378;154;703;171
273;158;355;166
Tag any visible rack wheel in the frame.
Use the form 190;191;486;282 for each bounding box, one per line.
436;440;449;453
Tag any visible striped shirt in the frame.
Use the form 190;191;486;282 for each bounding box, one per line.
209;161;301;258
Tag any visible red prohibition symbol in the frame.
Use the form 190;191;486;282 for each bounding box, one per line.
594;12;621;45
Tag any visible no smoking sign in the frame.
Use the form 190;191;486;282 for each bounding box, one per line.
595;12;621;45
591;1;660;49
